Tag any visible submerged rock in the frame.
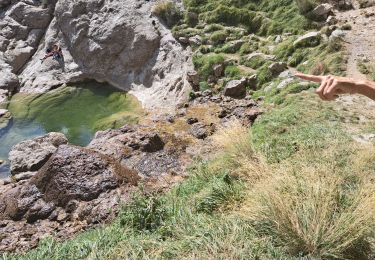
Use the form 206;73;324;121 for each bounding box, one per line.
9;132;68;175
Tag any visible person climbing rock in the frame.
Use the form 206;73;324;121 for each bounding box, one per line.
296;73;375;101
53;45;63;61
40;44;63;63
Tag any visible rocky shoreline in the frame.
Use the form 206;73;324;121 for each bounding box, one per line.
0;87;263;252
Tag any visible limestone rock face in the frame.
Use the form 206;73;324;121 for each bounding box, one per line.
8;132;68;175
15;0;194;109
0;109;11;132
0;56;19;93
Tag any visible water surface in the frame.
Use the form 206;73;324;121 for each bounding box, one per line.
0;83;143;177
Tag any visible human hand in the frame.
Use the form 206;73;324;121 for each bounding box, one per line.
295;72;358;101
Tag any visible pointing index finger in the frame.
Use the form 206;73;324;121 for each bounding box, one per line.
294;72;324;83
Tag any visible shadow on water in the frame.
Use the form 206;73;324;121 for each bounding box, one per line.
0;82;143;177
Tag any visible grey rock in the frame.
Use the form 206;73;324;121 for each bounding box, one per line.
139;133;165;153
309;4;333;21
0;109;12;131
223;78;247;99
329;29;346;42
246;52;276;62
275;35;283;43
190;122;209;139
187;70;200;90
7;0;193;110
31;144;140;207
0;59;19;92
202;89;213;97
293;32;321;48
14;171;37;182
213;63;224;78
178;37;189;44
9;132;68;175
268;62;288;76
7;2;52;29
277;78;295;89
278;70;294;79
189;35;202;45
187;117;198;125
0;0;11;8
326;15;338;25
245;74;257;90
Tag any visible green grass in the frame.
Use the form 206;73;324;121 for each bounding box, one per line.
193;53;225;80
252;93;346;162
7;91;375;260
152;1;183;27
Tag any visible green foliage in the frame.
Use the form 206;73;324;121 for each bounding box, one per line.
224;65;241;78
239;42;256;55
209;30;228;45
199;81;211;91
152;1;183;28
241;55;267;69
195;173;243;213
203;23;225;32
252;93;345;162
119;193;167;232
193;53;225;80
256;62;274;87
203;5;264;33
295;0;317;14
184;11;199;27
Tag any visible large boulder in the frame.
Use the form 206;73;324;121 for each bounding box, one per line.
31;145;139;207
309;4;333;21
223;78;247;99
0;144;140;222
8;132;68;175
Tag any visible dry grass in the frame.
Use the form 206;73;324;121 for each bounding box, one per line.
211;119;268;181
239;145;375;259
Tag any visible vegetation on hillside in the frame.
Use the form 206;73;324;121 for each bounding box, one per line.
6;0;375;259
7;92;375;259
171;0;347;93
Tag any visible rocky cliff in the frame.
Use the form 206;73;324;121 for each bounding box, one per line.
0;0;193;109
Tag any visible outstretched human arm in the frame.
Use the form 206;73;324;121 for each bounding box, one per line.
295;73;375;101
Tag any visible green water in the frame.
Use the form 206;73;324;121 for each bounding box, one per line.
0;83;143;177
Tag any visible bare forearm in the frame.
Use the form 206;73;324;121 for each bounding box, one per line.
355;80;375;101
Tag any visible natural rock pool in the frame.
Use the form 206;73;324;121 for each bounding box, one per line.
0;82;143;177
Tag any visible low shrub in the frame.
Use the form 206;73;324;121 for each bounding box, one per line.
193;53;225;80
224;65;241;78
152;1;183;27
119;192;168;232
209;30;228;45
295;0;317;14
